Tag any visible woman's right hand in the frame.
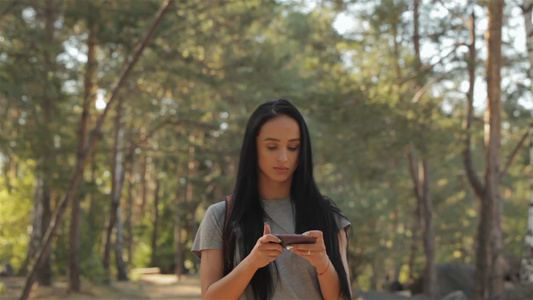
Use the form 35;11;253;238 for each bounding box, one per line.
247;222;283;270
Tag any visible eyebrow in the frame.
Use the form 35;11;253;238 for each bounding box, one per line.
263;137;301;142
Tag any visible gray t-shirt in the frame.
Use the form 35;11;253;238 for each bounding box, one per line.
191;197;351;300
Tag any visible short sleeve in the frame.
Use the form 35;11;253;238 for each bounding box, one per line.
334;211;351;233
325;196;351;233
191;201;226;258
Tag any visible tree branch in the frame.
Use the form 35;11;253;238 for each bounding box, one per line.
462;11;485;198
399;42;467;86
500;124;532;180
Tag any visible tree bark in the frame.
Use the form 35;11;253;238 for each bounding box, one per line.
140;146;149;216
408;2;437;297
103;100;128;283
420;158;436;299
37;187;52;286
407;143;422;283
407;143;436;298
461;10;491;300
175;162;184;279
102;200;117;284
485;1;504;297
521;125;533;282
68;20;97;293
18;179;44;276
520;0;533;284
19;1;175;298
114;206;128;280
113;103;128;281
35;0;58;286
125;147;135;266
174;215;184;280
151;178;161;267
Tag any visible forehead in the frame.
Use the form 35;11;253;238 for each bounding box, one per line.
257;115;300;139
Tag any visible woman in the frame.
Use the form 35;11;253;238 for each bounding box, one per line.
192;99;352;300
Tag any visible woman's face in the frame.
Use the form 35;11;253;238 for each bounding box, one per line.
256;115;301;186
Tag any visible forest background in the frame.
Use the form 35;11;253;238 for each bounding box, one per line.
0;0;532;300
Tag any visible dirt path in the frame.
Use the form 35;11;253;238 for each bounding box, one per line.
0;274;201;300
134;274;201;299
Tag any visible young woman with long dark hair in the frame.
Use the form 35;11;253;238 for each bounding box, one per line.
192;99;352;299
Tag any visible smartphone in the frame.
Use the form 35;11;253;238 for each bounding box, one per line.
274;234;317;248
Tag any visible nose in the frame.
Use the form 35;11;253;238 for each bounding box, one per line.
278;149;288;163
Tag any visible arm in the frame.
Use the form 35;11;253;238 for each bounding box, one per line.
338;228;352;295
200;249;258;299
200;223;283;300
290;229;350;300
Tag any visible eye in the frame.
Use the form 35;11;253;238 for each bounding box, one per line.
288;146;300;151
267;146;277;150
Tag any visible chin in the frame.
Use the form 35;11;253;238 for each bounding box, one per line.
269;174;293;183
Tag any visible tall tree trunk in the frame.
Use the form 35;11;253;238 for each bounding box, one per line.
140;129;148;216
407;197;421;283
115;207;128;280
407;144;436;298
186;142;198;244
521;125;533;282
420;158;436;299
103;99;127;284
125;148;135;266
175;164;184;279
151;178;161;267
68;21;97;293
461;10;492;300
19;179;44;276
174;215;184;280
37;187;52;286
102;200;117;284
112;103;128;281
20;1;174;297
36;0;58;286
409;2;436;297
520;0;533;284
406;145;421;284
486;0;504;297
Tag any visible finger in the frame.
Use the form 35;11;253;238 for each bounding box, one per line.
302;230;324;243
290;249;313;259
264;222;271;235
260;234;282;244
290;245;326;252
292;248;321;258
258;243;283;252
264;243;283;251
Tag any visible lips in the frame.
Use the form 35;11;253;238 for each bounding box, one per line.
274;166;289;173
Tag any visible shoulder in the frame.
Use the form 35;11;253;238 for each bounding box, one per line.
205;200;227;220
197;200;228;233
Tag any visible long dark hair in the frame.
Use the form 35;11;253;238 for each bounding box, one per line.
222;99;351;300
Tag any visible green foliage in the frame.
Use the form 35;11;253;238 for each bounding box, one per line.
0;0;530;293
80;252;107;284
0;162;35;270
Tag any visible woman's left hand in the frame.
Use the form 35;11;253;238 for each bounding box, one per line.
288;230;330;273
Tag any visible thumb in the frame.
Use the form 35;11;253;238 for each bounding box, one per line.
263;222;271;235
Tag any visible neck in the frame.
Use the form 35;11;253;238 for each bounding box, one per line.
259;176;292;200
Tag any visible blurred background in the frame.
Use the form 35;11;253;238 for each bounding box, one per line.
0;0;531;299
